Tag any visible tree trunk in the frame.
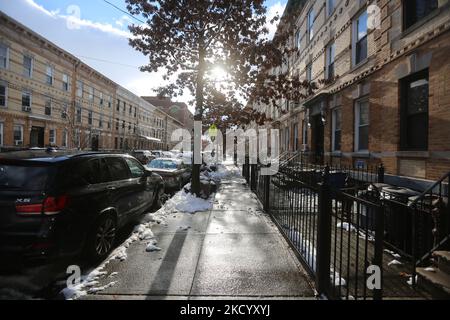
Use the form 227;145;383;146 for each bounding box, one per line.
191;42;206;196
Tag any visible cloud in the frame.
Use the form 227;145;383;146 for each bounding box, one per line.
24;0;131;38
115;15;132;27
265;1;286;40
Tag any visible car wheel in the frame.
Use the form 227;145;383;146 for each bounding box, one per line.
86;214;117;262
153;187;164;209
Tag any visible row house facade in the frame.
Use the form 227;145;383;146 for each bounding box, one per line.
257;0;450;188
0;12;184;152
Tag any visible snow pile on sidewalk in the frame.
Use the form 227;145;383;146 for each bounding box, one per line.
165;187;214;214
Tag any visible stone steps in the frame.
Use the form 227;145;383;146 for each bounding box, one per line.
416;251;450;300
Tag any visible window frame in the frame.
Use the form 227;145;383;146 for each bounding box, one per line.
49;129;56;145
45;65;54;86
44;97;52;116
0;43;9;69
327;0;336;17
0;122;3;146
22;90;32;112
326;42;336;80
23;55;33;78
13;124;23;144
354;98;370;152
331;108;342;152
62;73;70;91
352;10;368;67
0;81;7;108
76;80;83;98
307;7;315;42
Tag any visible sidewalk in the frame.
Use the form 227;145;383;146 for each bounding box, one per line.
78;164;316;300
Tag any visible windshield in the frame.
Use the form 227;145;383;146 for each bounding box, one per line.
148;159;178;170
0;164;55;190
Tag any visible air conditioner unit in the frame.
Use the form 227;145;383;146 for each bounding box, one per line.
23;106;31;112
15;140;23;146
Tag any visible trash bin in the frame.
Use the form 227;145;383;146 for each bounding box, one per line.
354;183;390;232
380;186;420;255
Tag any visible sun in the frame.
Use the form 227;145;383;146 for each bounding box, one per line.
211;66;228;81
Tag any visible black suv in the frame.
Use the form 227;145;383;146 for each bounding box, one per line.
0;151;164;264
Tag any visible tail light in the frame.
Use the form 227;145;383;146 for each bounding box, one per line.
16;195;69;216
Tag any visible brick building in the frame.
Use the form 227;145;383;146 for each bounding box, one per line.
0;12;184;153
256;0;450;189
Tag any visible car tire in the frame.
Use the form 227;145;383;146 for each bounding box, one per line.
85;213;117;262
153;187;164;210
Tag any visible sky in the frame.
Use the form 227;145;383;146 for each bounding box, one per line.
0;0;286;112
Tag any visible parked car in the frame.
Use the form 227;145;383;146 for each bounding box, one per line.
146;158;191;191
131;150;155;165
0;151;165;265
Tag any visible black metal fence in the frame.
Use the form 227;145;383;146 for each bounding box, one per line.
243;155;449;299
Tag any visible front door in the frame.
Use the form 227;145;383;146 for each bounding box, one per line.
30;127;44;148
312;115;324;165
91;135;99;151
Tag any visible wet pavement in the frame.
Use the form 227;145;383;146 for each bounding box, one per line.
81;172;316;300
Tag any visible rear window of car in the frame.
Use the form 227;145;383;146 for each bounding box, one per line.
148;159;178;169
0;164;55;190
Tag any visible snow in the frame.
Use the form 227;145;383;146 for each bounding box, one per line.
337;222;357;233
384;249;402;259
388;259;403;266
424;267;436;272
407;275;418;286
146;240;162;252
165;188;214;213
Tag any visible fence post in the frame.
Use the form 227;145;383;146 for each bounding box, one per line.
264;174;271;212
372;204;384;300
251;164;257;191
316;166;332;297
378;164;385;183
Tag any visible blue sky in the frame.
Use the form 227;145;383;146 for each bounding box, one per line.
0;0;287;111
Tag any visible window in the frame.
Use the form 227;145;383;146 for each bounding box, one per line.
88;110;93;125
23;55;33;78
295;29;301;50
117;99;120;111
108;119;111;129
13;125;23;145
306;63;312;82
107;96;112;108
307;8;314;42
332;108;342;151
76;80;83;97
353;10;368;66
62;74;69;91
99;116;103;128
0;82;6;107
326;42;336;80
123;101;126;113
49;129;56;145
105;157;130;181
61;103;68;119
129;105;132;115
99;92;103;106
0;43;9;69
88;86;94;102
328;0;335;16
62;129;68;147
404;0;438;30
22;91;31;112
46;65;53;85
76;105;82;123
125;158;145;178
400;70;429;150
122;120;125;129
44;97;52;116
284;127;290;151
72;159;111;186
0;123;3;146
116;118;119;130
293;123;299;151
355;99;369;151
